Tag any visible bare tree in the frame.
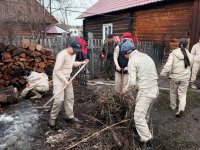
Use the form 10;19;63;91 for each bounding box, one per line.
0;0;50;43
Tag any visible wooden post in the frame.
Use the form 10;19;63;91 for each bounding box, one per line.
91;39;94;79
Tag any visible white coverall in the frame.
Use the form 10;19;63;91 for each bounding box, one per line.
50;49;82;120
191;42;200;83
21;72;49;97
114;45;129;93
160;48;192;112
125;50;159;142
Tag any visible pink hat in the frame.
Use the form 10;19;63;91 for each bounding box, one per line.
122;32;132;38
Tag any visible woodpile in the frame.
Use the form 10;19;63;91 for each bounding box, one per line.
0;40;55;88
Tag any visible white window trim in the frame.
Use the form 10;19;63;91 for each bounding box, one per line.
103;23;113;43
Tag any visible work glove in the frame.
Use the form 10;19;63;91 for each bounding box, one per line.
101;54;105;58
82;59;89;65
124;67;128;71
64;79;69;86
19;95;23;100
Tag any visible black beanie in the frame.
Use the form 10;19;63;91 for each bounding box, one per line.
179;38;188;48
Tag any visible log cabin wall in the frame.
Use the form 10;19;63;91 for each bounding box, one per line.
133;0;193;50
0;0;57;37
83;11;132;40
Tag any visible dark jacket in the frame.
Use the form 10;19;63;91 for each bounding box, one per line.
101;40;116;60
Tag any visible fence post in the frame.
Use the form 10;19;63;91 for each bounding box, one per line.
91;39;94;79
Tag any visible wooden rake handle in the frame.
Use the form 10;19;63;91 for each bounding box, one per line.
42;61;89;108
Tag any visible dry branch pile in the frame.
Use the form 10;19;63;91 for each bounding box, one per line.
0;40;55;88
93;88;138;149
68;87;139;150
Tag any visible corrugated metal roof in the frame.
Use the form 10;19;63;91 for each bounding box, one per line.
46;26;67;34
77;0;164;19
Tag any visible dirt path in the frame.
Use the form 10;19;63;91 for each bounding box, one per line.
0;82;200;150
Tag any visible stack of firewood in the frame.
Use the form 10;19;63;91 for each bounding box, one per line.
0;39;55;87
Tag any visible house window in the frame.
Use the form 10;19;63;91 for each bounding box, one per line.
103;23;113;42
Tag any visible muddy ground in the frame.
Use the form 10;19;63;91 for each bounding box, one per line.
0;82;200;150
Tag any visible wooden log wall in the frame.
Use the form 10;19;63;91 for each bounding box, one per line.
133;0;193;50
190;0;200;49
83;11;132;40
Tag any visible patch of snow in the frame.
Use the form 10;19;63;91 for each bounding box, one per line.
0;114;14;123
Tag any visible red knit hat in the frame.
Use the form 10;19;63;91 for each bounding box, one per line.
122;32;132;38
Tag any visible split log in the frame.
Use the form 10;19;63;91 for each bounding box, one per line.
11;78;19;83
0;79;6;85
6;44;17;52
39;62;46;69
0;86;19;104
13;48;24;56
23;62;29;66
25;50;32;56
35;57;42;63
36;44;43;51
19;58;27;62
8;62;13;68
31;51;42;57
1;65;7;72
18;79;26;85
25;66;32;70
27;58;35;62
18;62;25;69
14;56;20;61
12;65;20;70
41;48;47;54
4;59;13;63
29;43;36;51
45;50;53;56
46;56;55;60
41;55;47;59
0;42;6;52
19;53;26;58
21;39;31;49
3;52;11;60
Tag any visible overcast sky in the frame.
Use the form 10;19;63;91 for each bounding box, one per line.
43;0;98;26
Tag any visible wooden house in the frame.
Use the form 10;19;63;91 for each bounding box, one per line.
78;0;200;49
0;0;58;38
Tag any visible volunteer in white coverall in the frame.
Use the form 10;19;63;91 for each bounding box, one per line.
190;36;200;89
49;40;89;127
114;32;133;93
121;41;159;150
160;38;192;117
20;70;49;99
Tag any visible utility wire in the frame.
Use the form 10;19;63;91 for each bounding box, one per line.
0;0;135;19
0;0;88;9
